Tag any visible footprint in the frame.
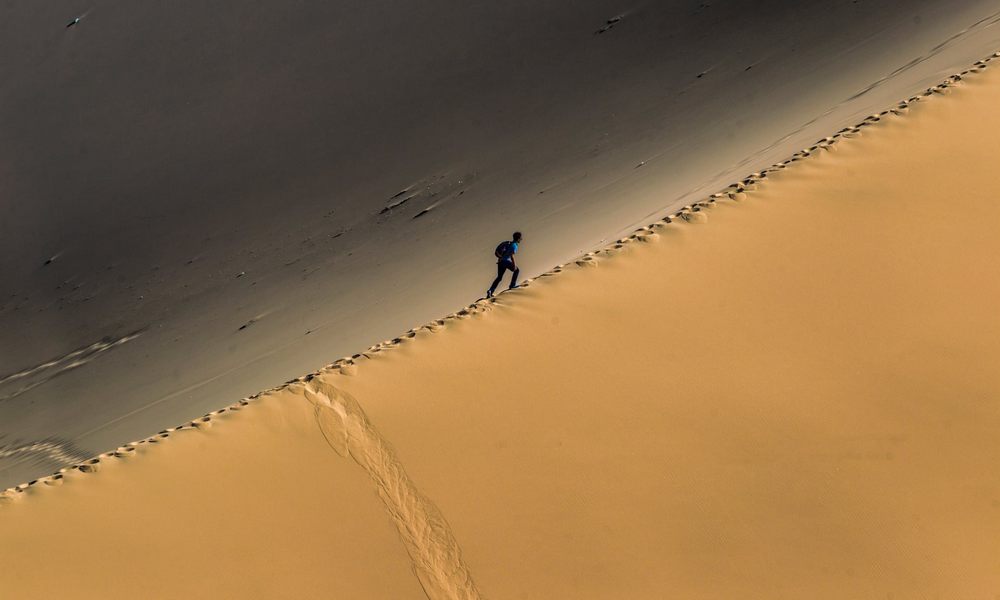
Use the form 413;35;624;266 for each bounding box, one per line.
339;363;358;376
594;15;623;34
383;173;474;219
238;312;269;331
78;458;101;473
192;416;213;429
380;193;417;214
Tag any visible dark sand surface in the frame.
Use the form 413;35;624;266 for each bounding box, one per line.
3;0;1000;487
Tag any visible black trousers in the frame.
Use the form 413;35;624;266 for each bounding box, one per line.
489;260;519;294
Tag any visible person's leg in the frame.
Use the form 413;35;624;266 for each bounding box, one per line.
509;267;519;289
488;262;506;296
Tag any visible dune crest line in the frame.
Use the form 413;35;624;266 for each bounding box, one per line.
299;380;482;600
4;51;999;497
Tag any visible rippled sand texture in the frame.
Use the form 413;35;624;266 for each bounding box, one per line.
3;59;1000;599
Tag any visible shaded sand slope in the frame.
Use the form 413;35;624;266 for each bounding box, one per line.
3;62;1000;598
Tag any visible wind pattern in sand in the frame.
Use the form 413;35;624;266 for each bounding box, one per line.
0;331;143;402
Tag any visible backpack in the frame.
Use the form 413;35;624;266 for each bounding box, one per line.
495;240;511;259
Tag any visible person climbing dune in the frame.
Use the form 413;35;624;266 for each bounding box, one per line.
487;231;522;298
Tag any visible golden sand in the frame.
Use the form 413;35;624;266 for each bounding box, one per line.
3;60;1000;599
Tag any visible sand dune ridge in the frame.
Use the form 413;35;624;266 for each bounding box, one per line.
3;50;999;501
2;47;1000;599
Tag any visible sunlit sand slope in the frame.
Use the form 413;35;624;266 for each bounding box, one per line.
3;61;1000;599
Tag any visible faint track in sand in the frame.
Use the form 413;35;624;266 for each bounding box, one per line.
0;330;144;403
300;380;482;600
